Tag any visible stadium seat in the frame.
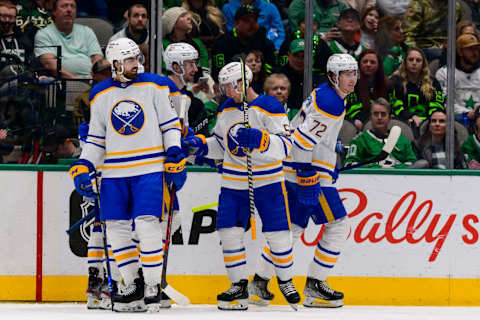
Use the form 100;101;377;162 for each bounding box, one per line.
419;120;469;145
75;17;114;48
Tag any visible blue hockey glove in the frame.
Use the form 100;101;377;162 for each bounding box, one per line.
165;146;187;191
69;159;96;198
181;134;208;157
181;126;194;138
78;122;89;143
236;127;270;152
296;170;321;206
335;137;344;154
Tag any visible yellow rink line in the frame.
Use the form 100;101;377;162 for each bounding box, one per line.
1;275;480;306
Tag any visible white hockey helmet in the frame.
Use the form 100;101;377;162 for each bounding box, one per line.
218;61;252;95
326;53;358;94
105;38;141;78
326;53;358;78
163;42;199;73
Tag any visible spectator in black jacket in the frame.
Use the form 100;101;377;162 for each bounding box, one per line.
211;4;276;81
273;39;322;118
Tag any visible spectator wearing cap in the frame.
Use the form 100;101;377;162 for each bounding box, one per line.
34;0;103;79
162;6;210;72
404;0;465;62
72;58;111;128
274;39;322;118
436;34;480;128
41;123;81;163
221;0;285;51
211;4;276;81
328;8;365;60
288;0;347;40
278;13;332;77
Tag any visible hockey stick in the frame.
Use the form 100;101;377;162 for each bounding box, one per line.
240;58;257;240
66;208;95;235
339;125;402;172
160;184;190;306
93;173;115;311
159;94;190;306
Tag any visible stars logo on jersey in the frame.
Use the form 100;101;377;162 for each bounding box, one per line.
111;100;145;136
226;122;248;158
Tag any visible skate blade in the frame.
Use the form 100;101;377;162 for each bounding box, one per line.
86;297;102;309
113;300;146;312
248;295;271;306
160;300;172;308
288;303;299;311
218;299;248;310
146;303;161;312
303;297;344;308
98;299;112;310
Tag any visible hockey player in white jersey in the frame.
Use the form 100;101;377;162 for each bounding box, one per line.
249;54;358;308
69;38;187;312
182;62;300;310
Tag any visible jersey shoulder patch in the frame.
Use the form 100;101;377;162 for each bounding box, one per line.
313;83;345;118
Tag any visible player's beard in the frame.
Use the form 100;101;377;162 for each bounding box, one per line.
123;66;138;81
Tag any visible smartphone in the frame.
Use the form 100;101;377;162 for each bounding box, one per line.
199;76;209;83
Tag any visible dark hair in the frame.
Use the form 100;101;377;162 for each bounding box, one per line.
357;49;387;114
53;0;76;10
128;3;147;17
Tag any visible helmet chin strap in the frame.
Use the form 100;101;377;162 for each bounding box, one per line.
115;64;134;82
173;64;186;87
328;73;349;98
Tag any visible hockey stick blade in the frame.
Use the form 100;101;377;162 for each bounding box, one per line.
162;283;190;306
382;125;401;154
340;125;402;172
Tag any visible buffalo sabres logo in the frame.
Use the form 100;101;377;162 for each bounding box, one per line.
227;122;248;158
111;100;145;136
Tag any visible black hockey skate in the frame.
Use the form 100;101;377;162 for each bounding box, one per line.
113;278;146;312
144;283;162;312
217;279;248;310
248;274;274;306
303;277;344;308
278;278;300;310
86;267;103;309
159;291;172;308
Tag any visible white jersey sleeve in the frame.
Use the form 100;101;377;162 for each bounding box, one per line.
290;83;346;169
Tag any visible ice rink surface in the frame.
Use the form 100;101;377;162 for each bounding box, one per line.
1;303;480;320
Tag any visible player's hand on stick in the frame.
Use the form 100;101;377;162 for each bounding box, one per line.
181;134;208;156
236;127;270;152
69;159;96;198
165;146;187;191
296;170;321;205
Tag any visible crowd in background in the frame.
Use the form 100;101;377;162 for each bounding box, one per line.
1;0;480;170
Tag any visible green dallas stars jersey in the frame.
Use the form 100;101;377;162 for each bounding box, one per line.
345;129;417;168
461;134;480;164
